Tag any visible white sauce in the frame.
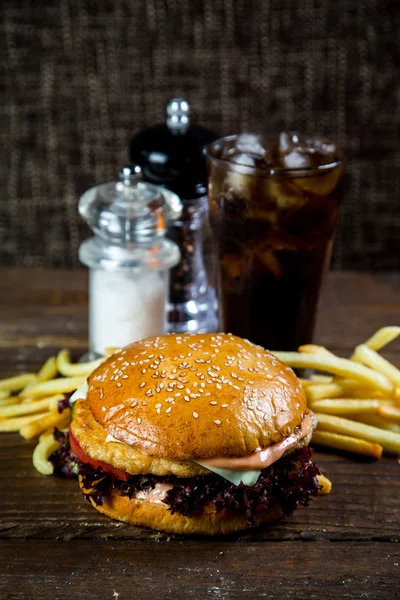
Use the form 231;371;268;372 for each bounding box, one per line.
136;483;173;505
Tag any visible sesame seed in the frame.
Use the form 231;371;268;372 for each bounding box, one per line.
214;420;221;425
137;417;142;424
193;412;199;418
116;382;122;387
175;392;181;397
142;368;147;374
145;389;153;397
210;401;218;406
102;406;106;411
233;385;240;390
200;382;205;387
166;407;172;414
222;404;228;408
139;382;146;388
122;375;128;379
216;384;222;390
184;395;190;401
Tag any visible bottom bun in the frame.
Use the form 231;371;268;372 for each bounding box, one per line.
80;481;284;535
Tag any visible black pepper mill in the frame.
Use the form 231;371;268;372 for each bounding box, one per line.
130;98;219;333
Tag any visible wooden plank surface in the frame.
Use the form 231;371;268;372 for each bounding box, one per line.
1;540;399;600
0;268;399;599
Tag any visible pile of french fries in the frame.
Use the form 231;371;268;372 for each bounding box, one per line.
273;326;400;459
0;350;103;473
0;328;399;476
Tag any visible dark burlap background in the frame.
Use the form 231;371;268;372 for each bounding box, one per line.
1;0;399;269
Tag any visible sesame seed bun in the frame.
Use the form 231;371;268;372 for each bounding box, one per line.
80;479;284;535
86;333;307;460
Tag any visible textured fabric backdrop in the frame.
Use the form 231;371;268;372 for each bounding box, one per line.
1;0;399;269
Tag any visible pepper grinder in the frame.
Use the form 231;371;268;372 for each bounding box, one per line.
78;166;181;356
130;98;219;334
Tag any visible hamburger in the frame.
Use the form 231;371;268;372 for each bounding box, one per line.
51;333;328;535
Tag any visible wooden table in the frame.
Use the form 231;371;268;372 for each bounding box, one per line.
1;268;399;600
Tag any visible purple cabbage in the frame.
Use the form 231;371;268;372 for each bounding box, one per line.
57;393;73;414
49;430;321;523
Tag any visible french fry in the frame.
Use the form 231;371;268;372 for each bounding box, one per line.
315;412;400;454
20;376;38;395
298;344;335;357
32;432;60;475
105;347;118;356
299;378;314;388
353;413;400;434
0;396;21;407
0;412;49;432
309;399;383;416
38;356;58;381
0;397;21;407
56;349;103;378
272;351;394;395
19;376;85;400
0;374;36;393
316;474;332;495
20;357;59;396
19;408;71;440
0;394;63;418
312;430;383;459
0;390;10;400
379;404;400;423
305;379;374;402
352;344;400;387
310;374;334;383
360;326;400;353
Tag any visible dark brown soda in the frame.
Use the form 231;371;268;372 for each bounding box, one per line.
207;135;344;351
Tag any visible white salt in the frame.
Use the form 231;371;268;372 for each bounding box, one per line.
89;268;168;355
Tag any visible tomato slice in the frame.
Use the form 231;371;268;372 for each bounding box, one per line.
69;430;129;481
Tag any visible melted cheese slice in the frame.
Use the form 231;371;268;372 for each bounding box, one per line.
70;380;88;404
194;461;261;486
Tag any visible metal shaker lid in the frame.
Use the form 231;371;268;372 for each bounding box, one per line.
130;98;218;200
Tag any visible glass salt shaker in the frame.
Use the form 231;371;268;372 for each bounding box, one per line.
78;166;181;357
130;98;219;333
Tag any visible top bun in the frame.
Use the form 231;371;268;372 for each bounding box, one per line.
87;333;307;460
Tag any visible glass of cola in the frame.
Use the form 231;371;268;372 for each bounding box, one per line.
206;132;344;350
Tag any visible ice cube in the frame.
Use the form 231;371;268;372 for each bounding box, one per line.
228;153;256;167
278;131;337;169
277;131;342;195
221;134;268;162
234;134;267;158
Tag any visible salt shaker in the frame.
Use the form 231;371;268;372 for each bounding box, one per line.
130;98;219;334
78;166;181;356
